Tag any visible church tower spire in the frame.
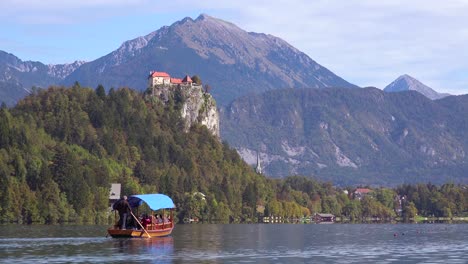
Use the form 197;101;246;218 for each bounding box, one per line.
255;151;263;174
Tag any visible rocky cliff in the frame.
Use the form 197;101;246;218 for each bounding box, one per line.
152;84;219;137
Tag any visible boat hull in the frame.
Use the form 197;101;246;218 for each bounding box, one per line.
108;222;174;238
107;226;173;238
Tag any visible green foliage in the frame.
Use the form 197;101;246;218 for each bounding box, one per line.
0;85;277;223
402;202;418;221
397;183;467;217
191;75;202;85
1;85;465;224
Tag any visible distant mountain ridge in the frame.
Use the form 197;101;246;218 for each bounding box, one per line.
0;50;84;104
0;50;84;87
220;87;468;185
0;14;358;106
384;74;450;100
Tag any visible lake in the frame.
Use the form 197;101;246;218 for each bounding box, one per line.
0;224;467;263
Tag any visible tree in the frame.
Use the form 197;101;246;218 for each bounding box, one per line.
73;81;81;89
191;75;202;85
375;188;396;210
96;84;106;98
0;108;12;148
342;200;361;221
402;201;417;221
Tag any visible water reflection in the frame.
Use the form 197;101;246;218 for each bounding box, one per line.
1;224;468;263
113;236;174;257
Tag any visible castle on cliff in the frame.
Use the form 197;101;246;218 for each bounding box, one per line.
146;70;220;138
148;71;200;87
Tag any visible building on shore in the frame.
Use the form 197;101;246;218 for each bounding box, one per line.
313;213;335;223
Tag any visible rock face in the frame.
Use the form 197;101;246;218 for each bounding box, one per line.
384;74;450;100
152;84;219;137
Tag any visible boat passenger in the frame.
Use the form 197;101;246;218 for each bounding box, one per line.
141;214;151;229
157;214;163;224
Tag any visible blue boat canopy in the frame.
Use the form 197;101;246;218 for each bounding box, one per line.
128;194;176;211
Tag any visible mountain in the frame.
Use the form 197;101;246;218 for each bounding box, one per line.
62;14;358;105
220;87;468;185
384;74;450;100
0;50;84;105
0;14;359;106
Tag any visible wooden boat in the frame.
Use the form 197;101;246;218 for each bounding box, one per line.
107;193;176;238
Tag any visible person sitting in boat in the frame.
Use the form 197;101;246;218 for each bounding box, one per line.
156;214;163;224
140;214;151;229
113;195;132;230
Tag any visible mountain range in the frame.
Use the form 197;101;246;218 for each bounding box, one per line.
220;87;468;185
0;14;453;106
384;74;450;100
0;14;358;106
0;50;84;105
1;14;466;185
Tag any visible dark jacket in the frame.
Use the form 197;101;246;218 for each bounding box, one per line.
113;198;132;215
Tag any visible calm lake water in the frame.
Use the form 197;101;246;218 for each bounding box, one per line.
0;224;467;263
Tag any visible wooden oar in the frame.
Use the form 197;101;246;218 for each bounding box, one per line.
130;212;151;238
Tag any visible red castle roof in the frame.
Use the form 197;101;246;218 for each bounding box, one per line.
150;71;170;78
171;78;182;84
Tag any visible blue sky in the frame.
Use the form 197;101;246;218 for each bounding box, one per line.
1;0;468;95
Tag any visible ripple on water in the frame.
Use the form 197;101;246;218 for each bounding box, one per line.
1;224;468;263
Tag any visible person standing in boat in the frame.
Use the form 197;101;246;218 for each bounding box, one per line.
113;195;132;229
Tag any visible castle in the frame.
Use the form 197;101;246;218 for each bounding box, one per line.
146;70;220;138
148;71;197;87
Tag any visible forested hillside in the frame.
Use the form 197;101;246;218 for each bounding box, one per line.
0;84;278;223
1;85;466;224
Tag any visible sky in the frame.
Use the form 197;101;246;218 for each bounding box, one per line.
1;0;468;95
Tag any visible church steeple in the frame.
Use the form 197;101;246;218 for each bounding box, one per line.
255;151;262;174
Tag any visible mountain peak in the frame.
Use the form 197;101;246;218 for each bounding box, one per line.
195;13;212;21
396;74;419;84
384;74;450;100
2;15;358;106
58;15;357;105
195;13;230;24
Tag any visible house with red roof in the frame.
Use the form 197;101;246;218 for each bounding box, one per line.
170;78;183;84
354;188;372;200
148;71;171;86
